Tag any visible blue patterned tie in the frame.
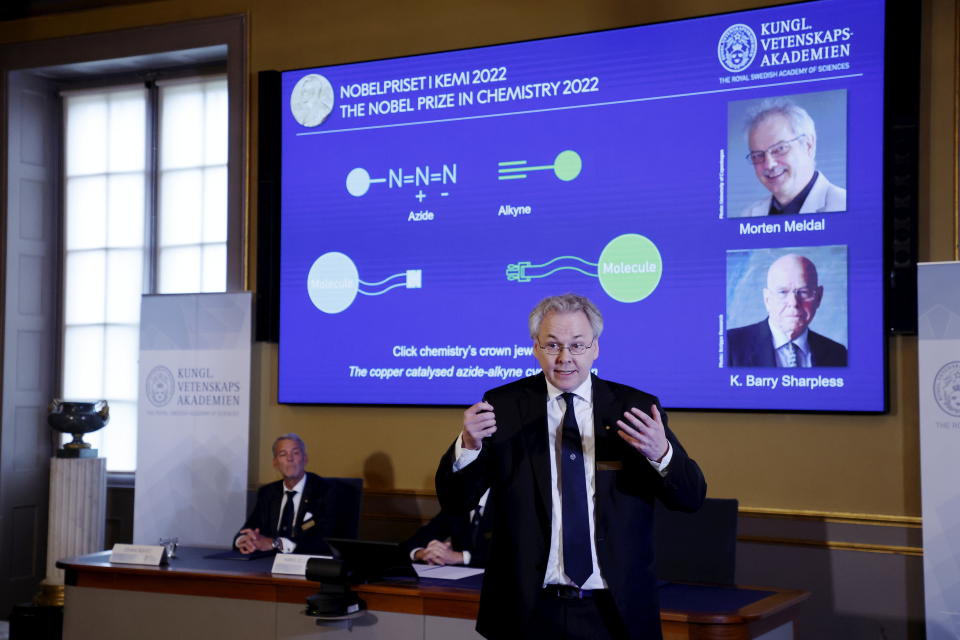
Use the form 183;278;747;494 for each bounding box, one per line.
790;342;803;367
561;392;592;586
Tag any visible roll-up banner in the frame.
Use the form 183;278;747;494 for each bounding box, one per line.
917;262;960;639
134;293;252;547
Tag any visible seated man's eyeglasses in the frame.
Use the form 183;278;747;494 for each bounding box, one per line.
771;287;817;301
746;134;807;165
537;341;594;355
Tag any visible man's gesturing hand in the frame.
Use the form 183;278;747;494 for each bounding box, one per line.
616;405;669;463
462;401;496;450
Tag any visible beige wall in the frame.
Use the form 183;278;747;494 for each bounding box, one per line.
2;0;956;517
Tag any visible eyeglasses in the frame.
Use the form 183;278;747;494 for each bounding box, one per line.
746;135;806;165
770;287;818;302
537;341;594;355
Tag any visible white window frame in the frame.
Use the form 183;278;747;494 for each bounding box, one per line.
60;73;231;472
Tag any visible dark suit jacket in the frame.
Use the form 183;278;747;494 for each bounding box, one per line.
234;472;356;555
402;500;494;568
436;374;706;640
726;319;848;367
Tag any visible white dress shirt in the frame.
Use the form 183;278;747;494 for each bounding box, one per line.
276;474;307;553
767;317;812;367
542;377;605;589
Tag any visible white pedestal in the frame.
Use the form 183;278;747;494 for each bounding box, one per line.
41;457;107;601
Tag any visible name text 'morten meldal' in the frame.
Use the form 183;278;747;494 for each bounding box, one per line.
739;217;826;235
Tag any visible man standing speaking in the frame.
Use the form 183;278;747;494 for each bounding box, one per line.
436;294;706;639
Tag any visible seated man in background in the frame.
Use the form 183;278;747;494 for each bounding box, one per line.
403;489;493;567
234;433;356;555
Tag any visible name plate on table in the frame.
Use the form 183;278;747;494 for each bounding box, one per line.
271;553;333;575
110;544;167;565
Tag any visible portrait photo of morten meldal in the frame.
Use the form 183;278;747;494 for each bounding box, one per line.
725;246;848;368
726;89;847;219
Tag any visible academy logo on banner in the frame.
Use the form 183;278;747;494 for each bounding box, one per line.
933;361;960;417
145;366;175;408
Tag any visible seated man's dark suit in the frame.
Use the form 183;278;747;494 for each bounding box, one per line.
234;471;357;555
726;318;847;367
402;499;495;568
436;373;706;640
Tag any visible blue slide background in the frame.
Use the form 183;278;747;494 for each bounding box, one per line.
279;0;886;411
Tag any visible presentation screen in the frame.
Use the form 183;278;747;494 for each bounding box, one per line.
279;0;887;411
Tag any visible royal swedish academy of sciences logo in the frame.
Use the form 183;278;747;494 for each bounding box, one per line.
717;23;758;73
933;361;960;418
146;365;176;408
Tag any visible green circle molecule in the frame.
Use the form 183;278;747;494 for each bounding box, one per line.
553;150;582;182
597;234;663;302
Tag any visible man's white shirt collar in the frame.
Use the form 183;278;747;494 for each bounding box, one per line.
545;376;593;406
284;474;307;494
767;317;810;353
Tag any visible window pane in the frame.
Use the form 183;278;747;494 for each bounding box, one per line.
202;243;226;292
107;174;146;248
64;251;106;324
159;168;202;246
79;429;103;457
98;401;137;471
158;245;201;293
104;326;139;400
62;326;105;398
105;249;144;324
65;176;107;251
65;94;107;176
204;78;228;166
108;89;146;172
203;166;228;243
160;84;204;170
62;75;228;473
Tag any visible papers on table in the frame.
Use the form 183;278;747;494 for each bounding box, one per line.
413;564;484;580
